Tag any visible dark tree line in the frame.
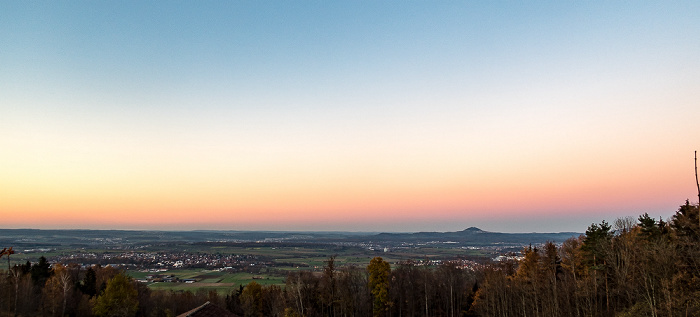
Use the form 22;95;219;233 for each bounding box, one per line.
1;201;698;316
225;256;477;317
0;256;476;316
473;200;700;317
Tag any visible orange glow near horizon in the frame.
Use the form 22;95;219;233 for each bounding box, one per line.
2;146;694;232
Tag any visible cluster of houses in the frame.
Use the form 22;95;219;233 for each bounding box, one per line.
50;251;269;270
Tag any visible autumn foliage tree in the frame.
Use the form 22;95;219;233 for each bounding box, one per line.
368;256;391;317
92;273;139;317
473;200;700;317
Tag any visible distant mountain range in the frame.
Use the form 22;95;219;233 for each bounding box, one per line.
368;227;580;245
0;227;580;249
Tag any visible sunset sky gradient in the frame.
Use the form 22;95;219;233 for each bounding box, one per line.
1;2;699;232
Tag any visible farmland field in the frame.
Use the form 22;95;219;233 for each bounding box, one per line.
0;228;575;294
128;269;287;294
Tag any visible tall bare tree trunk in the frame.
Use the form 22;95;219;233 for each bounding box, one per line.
11;268;21;317
424;269;429;317
449;280;454;317
593;254;597;312
297;276;305;316
696;151;700;228
553;270;558;317
60;271;71;317
605;266;610;314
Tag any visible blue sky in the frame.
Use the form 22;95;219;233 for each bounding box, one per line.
1;2;699;232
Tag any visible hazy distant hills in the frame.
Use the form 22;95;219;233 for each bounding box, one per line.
369;227;580;245
0;228;580;250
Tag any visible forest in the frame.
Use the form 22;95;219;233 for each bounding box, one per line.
0;201;698;317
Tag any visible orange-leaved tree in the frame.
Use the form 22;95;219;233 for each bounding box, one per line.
368;256;391;317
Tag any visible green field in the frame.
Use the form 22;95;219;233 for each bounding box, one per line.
121;246;486;294
127;269;287;294
4;230;495;295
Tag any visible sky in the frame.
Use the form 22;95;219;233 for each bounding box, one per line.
1;1;699;233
